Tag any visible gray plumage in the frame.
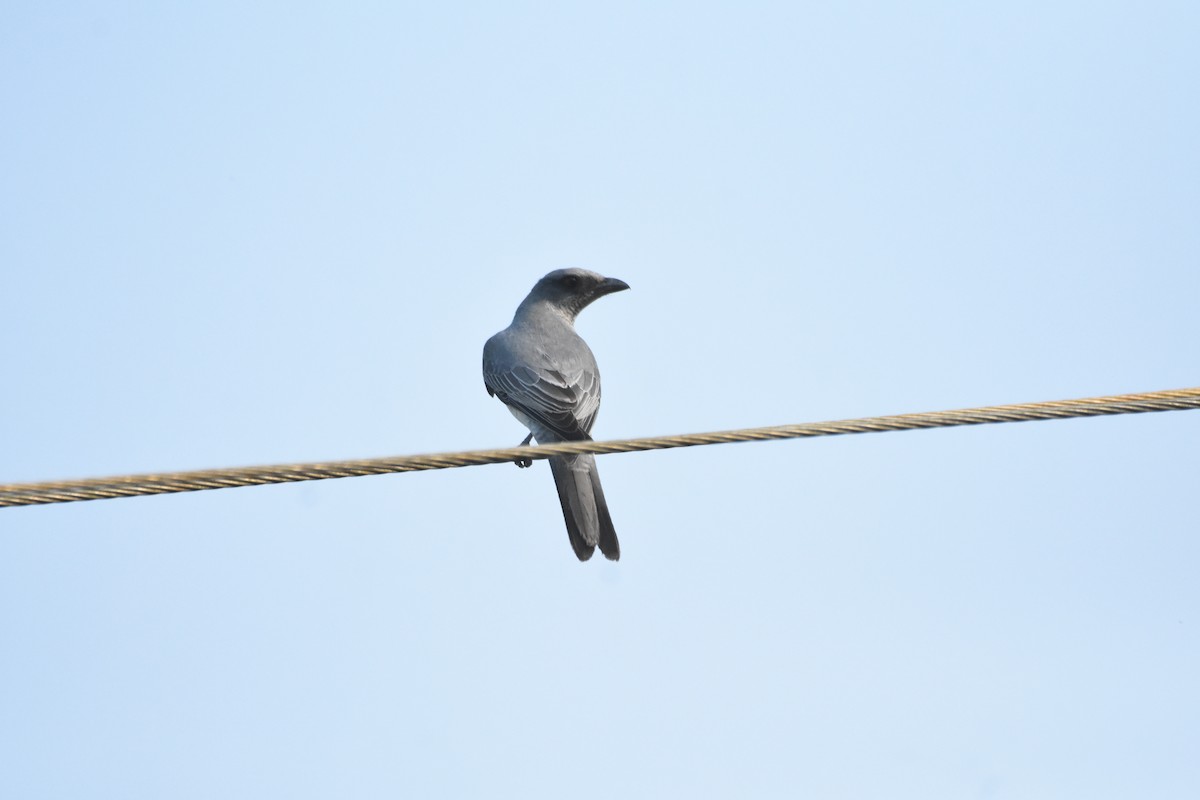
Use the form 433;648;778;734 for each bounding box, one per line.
483;269;630;561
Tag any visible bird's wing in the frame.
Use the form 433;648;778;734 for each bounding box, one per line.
484;363;600;441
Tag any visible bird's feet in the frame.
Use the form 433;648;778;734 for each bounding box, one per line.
514;433;534;468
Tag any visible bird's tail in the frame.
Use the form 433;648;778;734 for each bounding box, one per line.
590;462;620;561
549;454;620;562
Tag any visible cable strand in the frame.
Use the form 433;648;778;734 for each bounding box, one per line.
2;387;1198;508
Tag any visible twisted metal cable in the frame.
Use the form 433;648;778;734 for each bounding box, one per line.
3;387;1198;508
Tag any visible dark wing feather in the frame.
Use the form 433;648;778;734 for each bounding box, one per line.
484;363;600;442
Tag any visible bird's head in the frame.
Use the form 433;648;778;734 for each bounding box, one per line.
528;268;630;318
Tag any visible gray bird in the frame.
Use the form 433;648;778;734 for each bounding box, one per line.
483;269;630;561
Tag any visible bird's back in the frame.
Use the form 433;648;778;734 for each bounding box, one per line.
483;307;602;440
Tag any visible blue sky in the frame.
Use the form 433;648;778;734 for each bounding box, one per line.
2;3;1198;797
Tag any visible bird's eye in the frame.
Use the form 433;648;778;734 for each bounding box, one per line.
562;275;580;288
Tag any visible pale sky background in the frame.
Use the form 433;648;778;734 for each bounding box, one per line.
2;3;1198;798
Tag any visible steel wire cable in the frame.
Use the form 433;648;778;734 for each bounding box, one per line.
2;387;1198;508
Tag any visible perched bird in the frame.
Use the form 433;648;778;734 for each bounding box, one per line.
483;269;630;561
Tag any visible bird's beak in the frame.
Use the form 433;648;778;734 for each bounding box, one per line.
597;277;631;296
